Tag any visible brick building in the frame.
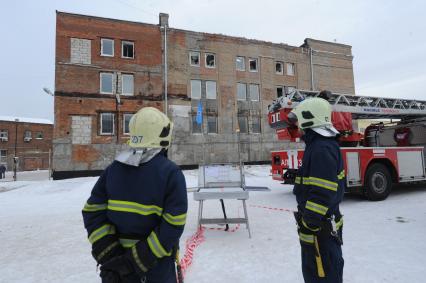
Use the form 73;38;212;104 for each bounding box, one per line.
0;116;53;171
53;11;355;178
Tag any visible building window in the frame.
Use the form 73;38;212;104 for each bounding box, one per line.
206;81;217;99
189;51;200;67
122;41;134;58
249;84;260;101
275;61;283;74
123;113;133;135
236;56;245;71
24;130;32;142
35;132;43;139
285;86;296;95
249;58;258;72
190;80;202;99
238;116;248;133
122;74;134;95
237;83;247;101
100;73;114;94
276;86;284;98
205;53;216;68
0;130;8;141
192;115;202;134
0;149;6;165
207;116;217;134
100;113;115;135
286;63;295;76
101;38;114;57
251;117;261;133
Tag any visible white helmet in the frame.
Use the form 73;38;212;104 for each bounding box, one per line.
128;107;173;148
288;97;339;137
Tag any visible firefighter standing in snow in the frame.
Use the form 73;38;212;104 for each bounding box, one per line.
82;107;188;283
288;94;345;283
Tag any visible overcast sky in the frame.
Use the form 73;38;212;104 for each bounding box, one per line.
1;0;425;121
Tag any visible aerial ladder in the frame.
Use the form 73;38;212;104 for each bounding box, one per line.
268;89;426;200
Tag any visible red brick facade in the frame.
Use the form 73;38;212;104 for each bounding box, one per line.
53;11;355;178
0;119;53;171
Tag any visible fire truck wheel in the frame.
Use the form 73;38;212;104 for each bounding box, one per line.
365;163;392;201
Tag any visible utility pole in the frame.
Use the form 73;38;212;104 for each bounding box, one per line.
13;118;19;181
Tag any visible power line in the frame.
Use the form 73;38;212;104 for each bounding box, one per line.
114;0;158;18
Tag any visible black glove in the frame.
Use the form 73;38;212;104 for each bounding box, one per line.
100;269;121;283
92;235;125;265
100;239;158;279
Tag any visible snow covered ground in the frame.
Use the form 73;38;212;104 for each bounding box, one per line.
0;165;425;283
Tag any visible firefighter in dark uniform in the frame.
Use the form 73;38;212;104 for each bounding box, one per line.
288;95;345;283
82;107;188;283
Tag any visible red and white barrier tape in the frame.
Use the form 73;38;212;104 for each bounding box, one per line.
249;204;295;213
180;227;205;276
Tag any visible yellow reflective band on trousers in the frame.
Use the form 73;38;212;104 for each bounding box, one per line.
303;177;338;191
305;201;328;216
337;170;345;180
82;202;107;212
131;246;148;273
119;238;139;248
107;200;163;217
162;213;187;226
147;231;172;258
299;232;314;244
88;224;116;244
335;218;344;230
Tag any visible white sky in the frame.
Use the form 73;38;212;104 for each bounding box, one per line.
1;0;425;120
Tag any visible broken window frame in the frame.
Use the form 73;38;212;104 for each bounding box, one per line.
100;113;115;135
276;86;284;98
190;80;202;99
35;132;43;140
275;61;284;75
121;41;134;59
249;84;260;101
205;53;216;68
238;116;248;134
121;74;134;95
206;81;217;100
236;56;245;71
251;117;261;134
191;115;202;134
189;51;200;67
101;38;114;57
207;116;218;134
249;58;258;72
237;83;247;101
123;113;133;135
286;63;295;76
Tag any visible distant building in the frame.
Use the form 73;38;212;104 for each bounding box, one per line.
53;11;355;179
0;116;53;171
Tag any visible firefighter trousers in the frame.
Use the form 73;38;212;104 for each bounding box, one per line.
300;232;344;283
101;258;177;283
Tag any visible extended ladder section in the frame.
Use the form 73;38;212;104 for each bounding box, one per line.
268;90;426;120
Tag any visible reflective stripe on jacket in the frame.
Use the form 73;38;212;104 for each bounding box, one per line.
82;152;188;260
293;129;345;228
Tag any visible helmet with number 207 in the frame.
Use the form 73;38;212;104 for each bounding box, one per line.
128;107;173;149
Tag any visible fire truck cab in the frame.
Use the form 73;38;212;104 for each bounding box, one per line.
268;90;426;201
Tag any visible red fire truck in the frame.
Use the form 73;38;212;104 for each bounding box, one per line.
268;90;426;200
